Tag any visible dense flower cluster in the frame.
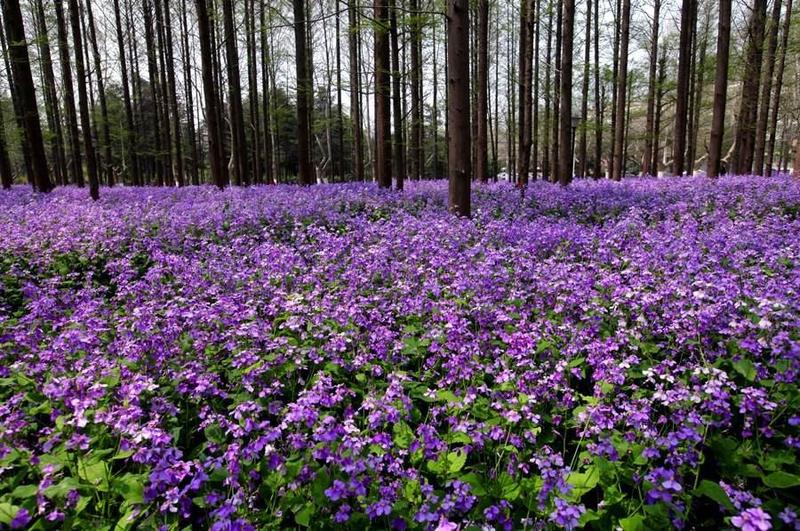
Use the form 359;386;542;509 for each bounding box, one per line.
1;177;799;529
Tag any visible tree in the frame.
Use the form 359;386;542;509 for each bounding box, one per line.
610;0;630;181
348;0;364;181
576;0;590;178
85;0;112;185
293;0;313;185
195;0;226;188
641;0;660;176
409;0;423;180
389;0;405;189
672;0;695;176
753;0;781;175
222;0;248;185
374;0;392;188
766;0;793;176
558;0;574;185
516;0;533;186
447;0;470;215
2;0;52;191
0;91;11;188
113;0;139;185
53;0;82;186
731;0;767;175
68;0;98;198
475;0;489;182
707;0;732;178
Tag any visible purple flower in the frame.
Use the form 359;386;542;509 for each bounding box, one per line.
10;508;31;529
549;498;586;530
731;508;772;531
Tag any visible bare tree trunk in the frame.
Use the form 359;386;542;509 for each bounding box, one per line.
766;0;792;176
707;0;731;178
516;0;533;185
475;0;488;182
161;0;184;185
180;0;199;185
34;0;67;186
85;0;112;185
447;0;470;216
754;0;781;175
731;0;767;175
641;0;660;175
53;0;82;186
293;0;314;185
531;0;539;180
113;0;139;185
687;5;709;173
577;0;590;178
69;0;98;198
348;0;364;181
541;3;552;180
245;0;260;183
409;0;423;180
0;82;11;187
593;0;600;177
260;0;273;184
222;0;248;185
672;0;695;176
558;0;574;185
374;0;392;187
389;0;405;189
653;51;666;174
195;0;226;187
608;0;620;177
549;0;562;182
611;0;630;181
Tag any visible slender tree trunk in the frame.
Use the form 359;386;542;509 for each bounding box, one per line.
113;0;139;184
707;0;731;178
731;0;767;174
687;6;709;173
293;0;314;185
558;0;574;185
653;51;666;174
0;97;10;187
161;0;184;185
222;0;247;185
447;0;470;216
348;0;364;181
642;0;660;175
85;0;112;185
611;0;630;181
531;0;539;181
766;0;792;176
475;0;488;182
260;0;273;184
409;0;422;180
593;0;600;177
374;0;392;187
335;2;343;181
577;0;590;178
549;0;562;182
432;21;439;178
754;0;781;175
180;0;199;185
195;0;226;187
672;0;695;176
389;0;405;189
245;0;260;183
541;3;552;180
53;0;82;185
34;0;67;186
516;0;533;185
609;0;620;178
69;0;98;198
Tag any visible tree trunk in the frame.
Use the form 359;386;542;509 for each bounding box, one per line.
409;0;422;180
549;0;562;182
447;0;470;216
245;0;260;183
113;0;139;185
731;0;767;175
577;0;590;178
374;0;392;187
161;0;184;185
672;0;695;176
653;51;666;174
753;0;781;175
766;0;792;176
293;0;313;185
593;0;601;177
348;0;364;181
222;0;247;185
558;0;574;185
475;0;488;182
260;0;273;184
608;0;620;178
516;0;533;186
541;4;552;180
34;0;67;186
641;0;660;175
53;0;82;186
195;0;226;187
389;0;405;189
85;0;113;185
707;1;732;178
531;0;539;181
180;0;199;185
611;0;630;181
687;5;709;173
68;0;97;197
0;74;12;188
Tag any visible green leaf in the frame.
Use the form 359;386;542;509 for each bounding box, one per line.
113;474;145;504
763;471;800;488
568;466;599;500
458;473;487;496
497;472;520;501
0;503;21;525
10;484;38;499
294;503;315;527
393;421;414;449
78;459;110;491
733;359;757;381
43;477;82;498
692;480;734;512
445;450;467;474
620;514;646;531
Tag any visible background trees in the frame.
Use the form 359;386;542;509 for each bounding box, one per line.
0;0;797;195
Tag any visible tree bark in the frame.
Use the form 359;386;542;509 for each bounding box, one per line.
53;0;82;186
672;0;695;176
516;0;533;186
409;0;422;180
641;0;660;175
222;0;248;185
85;0;113;185
549;0;562;182
611;0;630;181
260;0;273;184
753;0;781;175
577;0;590;178
348;0;364;181
113;0;139;185
475;0;488;182
707;1;731;178
389;0;405;189
195;0;226;187
447;0;470;216
68;0;97;197
766;0;792;176
374;0;392;187
592;0;600;177
731;0;767;175
558;0;574;185
293;0;314;185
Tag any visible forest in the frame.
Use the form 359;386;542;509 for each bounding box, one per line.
2;0;800;530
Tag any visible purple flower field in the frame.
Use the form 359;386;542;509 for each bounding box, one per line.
1;177;799;530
